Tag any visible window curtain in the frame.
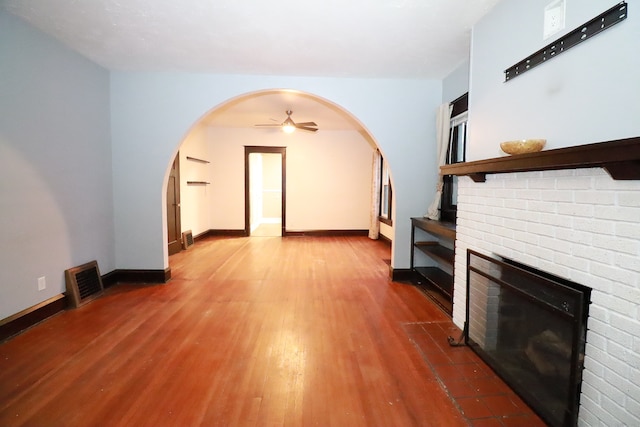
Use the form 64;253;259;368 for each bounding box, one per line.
425;103;453;220
368;150;382;240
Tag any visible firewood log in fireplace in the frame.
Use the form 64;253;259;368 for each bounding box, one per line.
524;329;572;378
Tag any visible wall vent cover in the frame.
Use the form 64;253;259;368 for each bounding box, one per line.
65;260;104;308
182;230;194;250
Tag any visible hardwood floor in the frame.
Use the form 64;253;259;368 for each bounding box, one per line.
250;222;282;237
0;236;534;426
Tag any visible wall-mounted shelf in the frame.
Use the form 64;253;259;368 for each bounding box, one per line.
440;136;640;182
187;181;210;185
186;156;210;164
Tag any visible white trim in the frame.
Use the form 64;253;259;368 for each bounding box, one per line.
450;111;468;128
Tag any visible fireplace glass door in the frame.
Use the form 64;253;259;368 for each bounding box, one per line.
465;250;591;427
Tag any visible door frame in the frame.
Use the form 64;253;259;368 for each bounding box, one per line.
244;146;286;236
167;153;182;255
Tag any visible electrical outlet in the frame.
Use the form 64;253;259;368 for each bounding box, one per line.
544;0;566;40
38;276;46;291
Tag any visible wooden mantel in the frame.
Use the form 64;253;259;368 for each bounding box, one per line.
441;136;640;182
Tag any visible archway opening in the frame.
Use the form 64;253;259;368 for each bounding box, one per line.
163;89;395;264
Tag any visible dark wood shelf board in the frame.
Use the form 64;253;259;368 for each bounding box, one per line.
440;136;640;182
415;267;453;297
414;243;455;266
186;156;210;163
411;217;456;240
414;241;439;247
414;283;453;315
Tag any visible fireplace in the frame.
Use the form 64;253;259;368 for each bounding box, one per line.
443;139;640;426
447;169;639;425
466;249;591;427
438;138;640;425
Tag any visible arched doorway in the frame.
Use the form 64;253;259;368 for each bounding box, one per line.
165;89;394;261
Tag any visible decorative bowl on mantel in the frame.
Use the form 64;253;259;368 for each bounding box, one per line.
500;139;546;155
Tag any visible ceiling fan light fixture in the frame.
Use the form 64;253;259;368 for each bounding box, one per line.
282;124;296;133
282;116;296;133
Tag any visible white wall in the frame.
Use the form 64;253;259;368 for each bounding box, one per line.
179;123;212;237
206;127;373;232
110;76;442;270
260;153;282;221
469;0;640;160
249;153;263;229
0;11;113;320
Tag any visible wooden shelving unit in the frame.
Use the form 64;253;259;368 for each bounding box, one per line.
410;217;456;315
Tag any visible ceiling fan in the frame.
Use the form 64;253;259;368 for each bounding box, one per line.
255;110;318;133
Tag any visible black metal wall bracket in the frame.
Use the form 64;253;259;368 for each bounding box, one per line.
505;1;628;82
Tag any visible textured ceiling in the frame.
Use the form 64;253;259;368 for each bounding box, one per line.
2;0;502;78
2;0;502;131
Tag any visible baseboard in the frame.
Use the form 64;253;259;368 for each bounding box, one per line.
0;294;67;343
378;234;392;246
101;269;119;288
390;267;414;282
196;229;369;239
0;267;171;342
193;230;211;242
105;268;171;285
284;229;369;237
202;229;247;239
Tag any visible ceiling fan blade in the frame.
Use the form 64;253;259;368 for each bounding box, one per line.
296;126;318;132
255;111;318;132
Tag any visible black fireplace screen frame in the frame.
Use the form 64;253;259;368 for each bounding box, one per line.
465;249;591;427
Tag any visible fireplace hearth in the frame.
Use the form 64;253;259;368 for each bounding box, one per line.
466;250;591;427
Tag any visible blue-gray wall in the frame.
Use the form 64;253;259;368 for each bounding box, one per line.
443;60;470;104
0;11;113;319
469;0;640;160
110;74;442;271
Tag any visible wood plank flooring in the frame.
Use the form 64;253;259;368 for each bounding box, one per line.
1;236;467;426
250;223;282;237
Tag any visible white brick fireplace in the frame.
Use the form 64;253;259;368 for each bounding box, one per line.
453;167;640;426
